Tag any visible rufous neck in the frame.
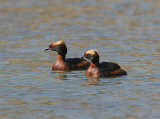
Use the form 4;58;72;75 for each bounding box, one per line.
57;54;65;61
90;62;98;68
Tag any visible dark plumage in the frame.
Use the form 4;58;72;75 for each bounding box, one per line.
98;62;120;72
83;49;127;77
44;40;90;70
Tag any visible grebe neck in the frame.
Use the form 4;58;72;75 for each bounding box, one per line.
90;62;99;68
57;54;66;61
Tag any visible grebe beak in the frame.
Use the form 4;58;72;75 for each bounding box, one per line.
44;47;50;51
80;56;84;60
83;57;91;63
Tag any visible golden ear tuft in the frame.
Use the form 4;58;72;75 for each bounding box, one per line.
86;49;98;55
53;40;65;45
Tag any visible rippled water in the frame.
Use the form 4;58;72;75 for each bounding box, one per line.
0;0;160;118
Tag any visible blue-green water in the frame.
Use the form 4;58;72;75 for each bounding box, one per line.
0;0;160;118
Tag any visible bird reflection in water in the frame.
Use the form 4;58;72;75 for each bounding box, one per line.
86;77;100;85
52;70;70;80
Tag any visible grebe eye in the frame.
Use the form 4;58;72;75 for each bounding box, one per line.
49;44;55;48
84;52;87;56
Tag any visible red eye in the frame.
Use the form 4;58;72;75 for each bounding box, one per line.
84;52;87;56
49;44;55;48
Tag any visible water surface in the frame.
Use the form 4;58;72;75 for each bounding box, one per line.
0;0;160;119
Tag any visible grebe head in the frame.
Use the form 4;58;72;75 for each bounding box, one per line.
83;49;99;64
44;40;67;55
